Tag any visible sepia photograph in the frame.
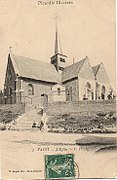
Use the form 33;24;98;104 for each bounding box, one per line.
0;0;116;179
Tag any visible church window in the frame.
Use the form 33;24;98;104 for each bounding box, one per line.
101;86;106;100
57;88;61;95
96;82;100;100
60;58;65;62
28;84;34;95
85;82;91;100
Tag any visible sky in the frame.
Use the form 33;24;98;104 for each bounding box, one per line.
0;0;116;90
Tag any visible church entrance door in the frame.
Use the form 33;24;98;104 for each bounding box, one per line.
41;94;48;108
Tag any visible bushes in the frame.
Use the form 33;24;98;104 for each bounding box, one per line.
47;112;116;133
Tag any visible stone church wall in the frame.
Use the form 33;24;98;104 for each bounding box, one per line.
18;78;52;107
78;78;95;100
95;81;111;100
79;58;95;80
96;63;110;83
49;84;66;102
78;58;96;100
63;79;79;101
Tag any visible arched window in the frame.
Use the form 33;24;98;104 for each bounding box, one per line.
57;88;61;95
96;82;100;100
85;82;92;100
28;84;34;95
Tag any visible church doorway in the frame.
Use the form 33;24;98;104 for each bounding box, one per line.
91;91;94;100
101;86;106;100
96;82;101;100
41;94;48;108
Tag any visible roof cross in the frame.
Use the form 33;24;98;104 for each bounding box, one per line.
9;46;12;53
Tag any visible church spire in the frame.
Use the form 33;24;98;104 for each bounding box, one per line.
55;27;58;54
54;15;62;55
51;15;67;73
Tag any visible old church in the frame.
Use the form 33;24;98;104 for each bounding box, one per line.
3;28;114;105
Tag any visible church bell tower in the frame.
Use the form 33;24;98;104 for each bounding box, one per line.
51;20;67;73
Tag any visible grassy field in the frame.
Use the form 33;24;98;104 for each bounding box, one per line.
0;104;25;124
0;100;116;133
45;100;116;133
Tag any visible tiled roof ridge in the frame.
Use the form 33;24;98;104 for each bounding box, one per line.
10;53;51;65
64;56;87;70
9;53;60;83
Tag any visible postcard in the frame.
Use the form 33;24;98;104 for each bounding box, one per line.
0;0;116;179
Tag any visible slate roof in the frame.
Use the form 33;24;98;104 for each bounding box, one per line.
62;57;87;82
9;53;109;85
10;54;60;83
92;63;101;76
